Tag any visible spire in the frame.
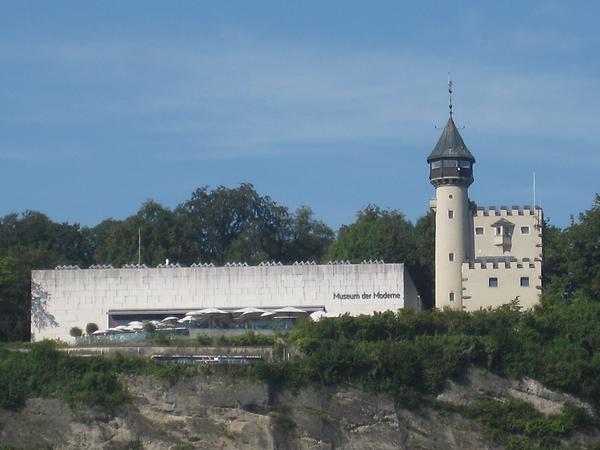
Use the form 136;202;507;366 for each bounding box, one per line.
427;116;475;162
427;76;475;163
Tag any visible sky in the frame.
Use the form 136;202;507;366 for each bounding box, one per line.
1;1;599;230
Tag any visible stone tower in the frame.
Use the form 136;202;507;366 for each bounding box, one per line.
428;115;476;309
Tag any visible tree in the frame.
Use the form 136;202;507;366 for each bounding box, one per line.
543;194;600;302
326;205;416;264
85;323;99;335
288;207;334;262
0;212;94;341
179;184;291;264
69;327;83;338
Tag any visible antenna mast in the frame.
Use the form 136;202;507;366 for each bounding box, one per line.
448;72;454;118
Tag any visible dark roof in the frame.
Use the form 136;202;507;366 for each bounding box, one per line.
427;116;475;163
491;218;515;227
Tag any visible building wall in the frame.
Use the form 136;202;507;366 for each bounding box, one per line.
461;259;542;311
472;206;542;259
433;185;471;309
31;263;419;342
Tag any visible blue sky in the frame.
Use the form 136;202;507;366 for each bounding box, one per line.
1;1;599;229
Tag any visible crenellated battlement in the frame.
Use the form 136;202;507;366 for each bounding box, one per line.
463;257;541;270
473;205;543;217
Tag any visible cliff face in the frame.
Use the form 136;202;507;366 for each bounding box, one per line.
0;368;598;449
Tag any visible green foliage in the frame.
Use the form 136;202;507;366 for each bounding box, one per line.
543;194;600;302
456;397;593;449
69;327;83;338
283;299;600;411
85;323;99;335
0;341;127;410
142;322;156;332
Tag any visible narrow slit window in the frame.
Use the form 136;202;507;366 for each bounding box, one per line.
448;253;454;262
448;210;454;219
449;292;455;302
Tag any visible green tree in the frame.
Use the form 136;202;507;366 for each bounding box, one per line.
179;184;291;264
288;207;334;262
69;327;83;338
543;194;600;302
85;323;99;335
326;205;415;264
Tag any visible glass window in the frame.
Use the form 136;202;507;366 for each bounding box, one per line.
431;161;442;169
449;292;455;302
443;159;458;167
475;227;484;235
459;160;471;168
521;226;530;235
448;253;454;262
448;210;454;219
495;227;501;235
489;277;498;288
520;277;530;287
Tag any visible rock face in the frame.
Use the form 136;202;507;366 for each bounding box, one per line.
0;369;597;449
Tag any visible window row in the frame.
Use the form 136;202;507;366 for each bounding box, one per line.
430;159;472;169
488;277;530;287
475;226;530;235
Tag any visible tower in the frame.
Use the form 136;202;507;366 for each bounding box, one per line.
428;83;475;309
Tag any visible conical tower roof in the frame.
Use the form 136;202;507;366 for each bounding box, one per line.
427;116;475;163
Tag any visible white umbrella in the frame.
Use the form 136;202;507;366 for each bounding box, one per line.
161;316;179;322
128;321;144;327
260;311;274;318
178;316;195;323
273;306;308;314
195;308;228;315
115;325;132;332
234;307;266;314
92;330;105;335
129;323;143;330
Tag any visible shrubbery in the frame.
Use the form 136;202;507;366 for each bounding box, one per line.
0;340;127;410
277;297;600;411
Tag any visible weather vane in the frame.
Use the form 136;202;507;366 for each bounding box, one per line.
448;72;454;118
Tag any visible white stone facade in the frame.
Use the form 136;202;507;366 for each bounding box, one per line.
461;206;543;311
31;263;420;342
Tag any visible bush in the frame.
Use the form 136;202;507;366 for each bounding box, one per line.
0;340;128;410
85;323;99;335
69;327;83;338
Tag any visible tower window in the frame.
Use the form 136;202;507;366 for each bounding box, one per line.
489;277;498;288
520;277;530;287
521;226;530;235
449;292;455;302
475;227;484;235
448;253;454;262
448;210;454;219
443;159;458;167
